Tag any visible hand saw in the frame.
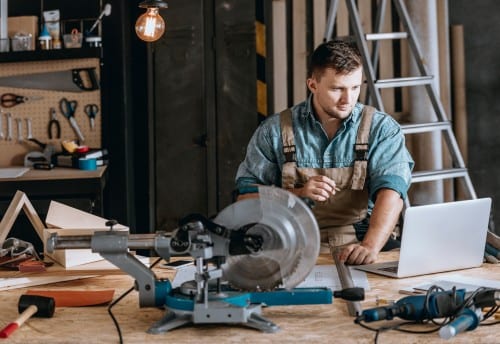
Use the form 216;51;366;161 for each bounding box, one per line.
0;68;99;92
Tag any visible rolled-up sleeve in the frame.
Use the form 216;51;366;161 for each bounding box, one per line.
368;115;414;201
235;117;282;192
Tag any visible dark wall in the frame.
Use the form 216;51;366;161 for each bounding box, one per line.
449;1;500;232
151;0;258;232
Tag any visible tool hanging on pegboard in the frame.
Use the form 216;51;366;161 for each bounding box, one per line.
0;68;99;92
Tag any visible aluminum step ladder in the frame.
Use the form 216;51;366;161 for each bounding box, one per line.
324;0;477;206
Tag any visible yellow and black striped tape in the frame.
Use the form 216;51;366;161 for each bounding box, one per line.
256;0;267;121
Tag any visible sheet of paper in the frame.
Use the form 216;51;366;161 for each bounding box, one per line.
296;264;370;291
0;167;29;179
171;264;370;291
0;275;96;291
401;274;500;294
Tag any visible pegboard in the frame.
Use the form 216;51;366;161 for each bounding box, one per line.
0;58;101;167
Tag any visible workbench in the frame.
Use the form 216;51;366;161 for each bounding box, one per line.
0;252;498;344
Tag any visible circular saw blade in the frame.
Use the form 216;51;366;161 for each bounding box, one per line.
215;186;319;291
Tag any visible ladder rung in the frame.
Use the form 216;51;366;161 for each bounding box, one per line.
375;76;434;88
411;168;468;183
365;32;408;41
401;121;451;134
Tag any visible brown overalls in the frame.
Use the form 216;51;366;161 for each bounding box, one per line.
280;106;375;250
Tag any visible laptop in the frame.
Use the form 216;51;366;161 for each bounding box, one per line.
355;198;492;278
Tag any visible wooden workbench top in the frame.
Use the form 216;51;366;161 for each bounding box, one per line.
0;253;498;343
0;166;107;182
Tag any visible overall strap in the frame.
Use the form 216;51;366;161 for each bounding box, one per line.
280;108;298;189
351;105;375;190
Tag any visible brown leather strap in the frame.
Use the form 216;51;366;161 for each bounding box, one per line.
280;109;298;189
351;106;375;190
280;108;296;162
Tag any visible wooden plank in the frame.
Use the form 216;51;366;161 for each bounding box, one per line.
313;0;327;47
0;275;96;291
45;200;127;230
451;25;468;200
272;0;288;111
0;191;26;243
292;0;307;103
450;25;467;164
0;166;107;182
21;194;46;241
0;190;45;242
25;289;115;307
358;0;372;104
437;0;453;201
336;0;349;37
437;0;451;116
379;1;395;114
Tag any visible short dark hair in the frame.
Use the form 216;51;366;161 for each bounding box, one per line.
309;40;362;78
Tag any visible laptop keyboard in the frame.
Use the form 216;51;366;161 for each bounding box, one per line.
379;265;399;273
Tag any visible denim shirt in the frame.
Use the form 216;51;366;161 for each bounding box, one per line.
235;96;414;211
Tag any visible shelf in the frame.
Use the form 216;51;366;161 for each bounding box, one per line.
0;48;102;63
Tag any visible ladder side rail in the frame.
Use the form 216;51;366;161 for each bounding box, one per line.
371;0;389;74
345;0;384;110
324;0;340;42
440;117;468;168
459;176;477;199
365;0;389;105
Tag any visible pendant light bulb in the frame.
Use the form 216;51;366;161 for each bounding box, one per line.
135;7;165;42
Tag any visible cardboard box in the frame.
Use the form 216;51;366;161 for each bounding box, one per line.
7;16;38;51
44;201;129;268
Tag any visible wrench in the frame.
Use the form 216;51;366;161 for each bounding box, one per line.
16;117;23;142
26;118;33;139
6;112;12;141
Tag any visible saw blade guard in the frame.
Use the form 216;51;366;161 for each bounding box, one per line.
216;186;319;291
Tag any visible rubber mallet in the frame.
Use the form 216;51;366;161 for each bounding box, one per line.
0;295;55;338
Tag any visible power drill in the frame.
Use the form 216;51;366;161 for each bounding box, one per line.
357;289;467;322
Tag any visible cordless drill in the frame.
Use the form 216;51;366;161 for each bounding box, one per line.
357;289;467;322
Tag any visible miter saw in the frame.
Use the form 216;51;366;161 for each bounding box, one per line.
46;186;363;334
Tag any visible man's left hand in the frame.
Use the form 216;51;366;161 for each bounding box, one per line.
337;243;378;265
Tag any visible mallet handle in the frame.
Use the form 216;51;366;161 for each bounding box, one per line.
0;305;38;338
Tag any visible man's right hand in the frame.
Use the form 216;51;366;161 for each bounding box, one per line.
296;175;338;202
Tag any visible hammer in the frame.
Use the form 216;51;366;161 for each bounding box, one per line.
0;295;55;338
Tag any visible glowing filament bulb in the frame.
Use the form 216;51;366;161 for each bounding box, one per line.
135;7;165;42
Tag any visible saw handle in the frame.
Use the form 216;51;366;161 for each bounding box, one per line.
72;68;100;91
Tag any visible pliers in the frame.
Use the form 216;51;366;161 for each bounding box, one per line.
48;107;61;139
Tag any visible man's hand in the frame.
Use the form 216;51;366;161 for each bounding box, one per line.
297;175;338;202
337;243;378;265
